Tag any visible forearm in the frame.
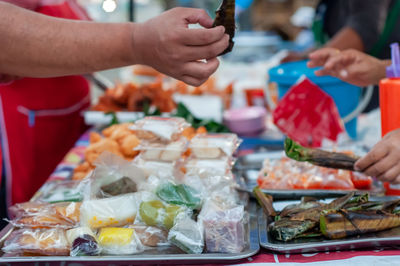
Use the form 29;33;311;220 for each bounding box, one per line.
324;27;365;52
0;2;136;77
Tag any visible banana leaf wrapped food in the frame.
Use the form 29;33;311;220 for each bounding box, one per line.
284;138;360;171
213;0;235;55
261;190;400;242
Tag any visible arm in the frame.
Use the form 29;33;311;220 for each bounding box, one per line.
324;27;364;51
0;2;228;86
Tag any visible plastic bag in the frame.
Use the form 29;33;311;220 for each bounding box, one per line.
2;229;70;256
257;158;355;190
130;225;169;247
135;156;177;179
33;180;86;203
199;200;245;253
156;182;202;210
184;157;234;178
131;117;190;142
273;78;344;148
89;152;146;199
138;200;187;230
98;227;144;255
66;227;101;256
136;138;188;162
168;214;204;254
189;133;241;159
80;193;137;229
9;202;80;229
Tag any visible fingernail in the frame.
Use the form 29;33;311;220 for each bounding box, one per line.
340;70;348;78
354;165;360;171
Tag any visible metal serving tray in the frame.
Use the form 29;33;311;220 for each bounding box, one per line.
234;152;384;200
259;197;400;254
0;201;259;264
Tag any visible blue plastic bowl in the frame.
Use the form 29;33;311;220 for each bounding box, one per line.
269;61;361;139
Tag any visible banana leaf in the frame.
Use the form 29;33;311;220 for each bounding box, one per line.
320;210;400;239
284;138;360;171
254;186;276;217
213;0;235;55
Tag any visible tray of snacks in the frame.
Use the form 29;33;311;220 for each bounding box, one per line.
0;116;259;263
255;189;400;253
234;139;384;200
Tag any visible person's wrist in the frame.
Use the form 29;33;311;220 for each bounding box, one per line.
130;22;145;65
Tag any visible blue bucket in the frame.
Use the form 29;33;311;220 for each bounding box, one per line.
268;61;361;139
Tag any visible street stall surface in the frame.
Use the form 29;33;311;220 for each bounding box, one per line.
5;113;398;266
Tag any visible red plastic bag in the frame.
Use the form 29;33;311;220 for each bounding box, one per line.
273;78;344;147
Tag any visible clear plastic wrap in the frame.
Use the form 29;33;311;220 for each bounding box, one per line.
9;202;80;229
138;200;187;230
89;152;146;199
2;229;70;256
257;157;356;190
66;227;101;256
33;180;86;203
183;157;234;178
136;138;188;162
80;193;137;229
168;214;204;254
156;182;202;210
131;117;190;142
97;227;144;255
130;225;169;247
135;156;177;179
189;133;241;159
199;200;245;253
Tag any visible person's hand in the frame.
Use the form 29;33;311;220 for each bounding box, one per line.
355;129;400;184
132;7;229;86
307;48;389;87
280;51;308;64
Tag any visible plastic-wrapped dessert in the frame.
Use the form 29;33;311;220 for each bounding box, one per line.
190;134;240;159
98;227;144;255
200;200;245;253
2;229;70;256
131;117;190;142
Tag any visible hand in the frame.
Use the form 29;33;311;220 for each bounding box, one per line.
280;51;308;64
132;7;229;86
355;129;400;184
307;48;389;87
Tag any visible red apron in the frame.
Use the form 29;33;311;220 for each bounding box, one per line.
0;0;90;207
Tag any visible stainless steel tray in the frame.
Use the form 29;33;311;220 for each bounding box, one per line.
258;197;400;254
234;152;384;200
0;201;259;264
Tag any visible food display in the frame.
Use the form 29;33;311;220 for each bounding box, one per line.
256;140;372;191
2;116;248;258
189;133;240;159
256;190;400;242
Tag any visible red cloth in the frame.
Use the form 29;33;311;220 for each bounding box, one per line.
273;78;344;148
0;0;90;206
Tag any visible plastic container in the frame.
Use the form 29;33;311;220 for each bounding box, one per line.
223;107;267;136
380;43;400;195
269;60;362;139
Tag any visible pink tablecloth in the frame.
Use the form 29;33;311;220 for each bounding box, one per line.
43;131;400;265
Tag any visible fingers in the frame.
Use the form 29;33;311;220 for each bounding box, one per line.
355;143;389;172
184;34;229;61
307;48;340;68
182;26;225;46
182;8;214;28
362;152;398;178
180;58;220;85
378;163;400;183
